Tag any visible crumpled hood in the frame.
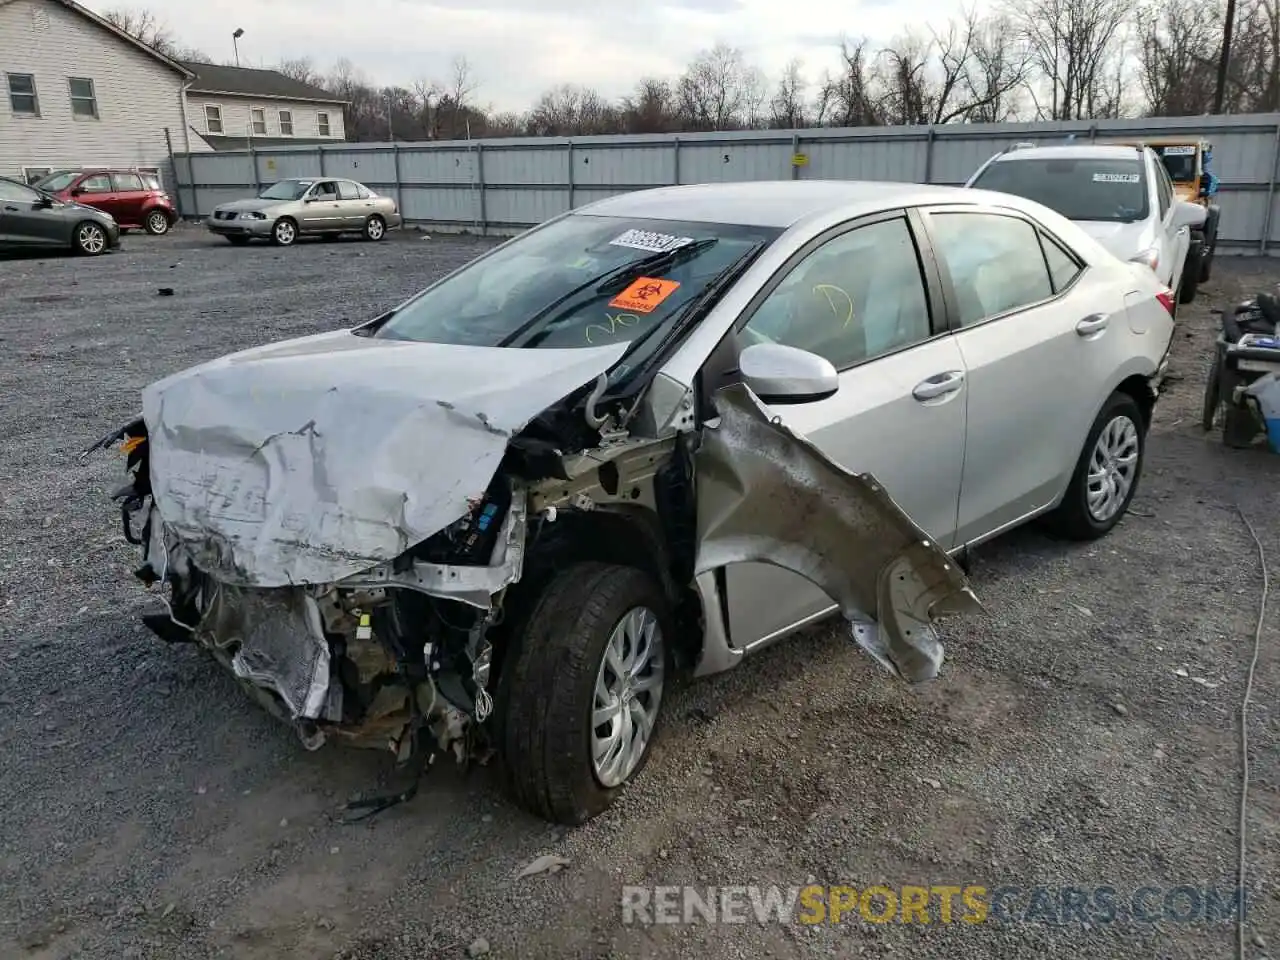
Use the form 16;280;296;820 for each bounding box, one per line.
141;330;629;587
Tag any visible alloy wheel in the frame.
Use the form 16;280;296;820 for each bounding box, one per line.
591;606;665;789
1086;414;1139;523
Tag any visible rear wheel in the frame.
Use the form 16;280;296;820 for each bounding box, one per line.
1046;391;1146;540
144;209;171;235
73;221;107;256
363;214;386;241
270;218;297;247
497;562;670;825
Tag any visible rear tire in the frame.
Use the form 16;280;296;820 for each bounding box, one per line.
270;218;297;247
144;209;171;235
363;214;386;241
1045;391;1146;541
496;562;670;825
73;221;107;256
1178;246;1200;304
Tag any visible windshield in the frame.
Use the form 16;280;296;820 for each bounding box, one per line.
1156;145;1198;182
34;172;79;192
258;179;313;201
374;213;779;367
973;156;1149;223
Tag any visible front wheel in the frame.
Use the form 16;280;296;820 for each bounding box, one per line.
363;214;386;241
1045;391;1146;540
73;221;107;256
496;562;670;825
270;218;297;247
1178;244;1201;304
144;209;171;235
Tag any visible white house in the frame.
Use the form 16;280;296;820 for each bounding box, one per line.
0;0;211;183
180;60;348;150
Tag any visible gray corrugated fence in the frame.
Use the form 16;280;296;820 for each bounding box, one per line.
171;113;1280;253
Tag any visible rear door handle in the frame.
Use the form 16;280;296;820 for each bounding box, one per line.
1076;313;1109;336
912;370;965;401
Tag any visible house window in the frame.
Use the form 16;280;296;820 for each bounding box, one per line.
7;73;38;116
250;106;267;136
68;77;98;118
21;166;52;184
278;109;293;136
317;111;330;136
204;103;223;134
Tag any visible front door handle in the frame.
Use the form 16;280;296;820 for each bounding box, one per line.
3;205;17;212
1076;313;1109;336
912;370;965;401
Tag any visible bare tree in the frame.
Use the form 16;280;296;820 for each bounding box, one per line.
821;38;885;126
1006;0;1134;119
769;59;809;128
278;57;323;87
526;84;617;136
963;13;1033;120
620;78;678;132
102;6;210;61
1227;0;1280;111
676;44;758;130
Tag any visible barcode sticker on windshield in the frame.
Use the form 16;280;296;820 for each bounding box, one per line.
1093;173;1140;183
1162;145;1197;156
609;229;696;253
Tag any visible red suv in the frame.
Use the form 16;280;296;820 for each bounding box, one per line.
32;169;178;235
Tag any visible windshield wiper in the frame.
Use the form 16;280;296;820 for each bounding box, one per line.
497;238;718;349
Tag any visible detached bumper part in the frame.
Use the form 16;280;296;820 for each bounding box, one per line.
695;382;982;682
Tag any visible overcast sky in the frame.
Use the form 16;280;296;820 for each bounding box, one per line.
82;0;957;111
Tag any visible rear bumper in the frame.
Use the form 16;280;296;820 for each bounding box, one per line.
386;211;404;229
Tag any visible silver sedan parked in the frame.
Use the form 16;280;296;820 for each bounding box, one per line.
206;177;403;246
98;181;1175;825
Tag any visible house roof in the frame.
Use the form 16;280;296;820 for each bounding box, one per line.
3;0;193;77
179;61;349;105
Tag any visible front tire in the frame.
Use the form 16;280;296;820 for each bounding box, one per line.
73;221;107;256
497;562;670;825
270;218;297;247
1178;244;1201;304
1046;391;1146;540
144;209;171;235
363;214;386;241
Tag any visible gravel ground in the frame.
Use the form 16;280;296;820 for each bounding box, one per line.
0;226;1276;960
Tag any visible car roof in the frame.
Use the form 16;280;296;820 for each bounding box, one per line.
991;144;1147;162
578;180;1023;229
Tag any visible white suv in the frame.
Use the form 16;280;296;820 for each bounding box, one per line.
965;143;1207;307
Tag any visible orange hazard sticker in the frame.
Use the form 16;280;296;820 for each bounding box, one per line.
608;277;680;314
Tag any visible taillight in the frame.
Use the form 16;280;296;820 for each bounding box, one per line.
1156;290;1176;315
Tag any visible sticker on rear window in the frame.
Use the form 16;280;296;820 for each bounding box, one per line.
1161;145;1196;156
609;229;695;253
609;277;680;313
1093;173;1140;183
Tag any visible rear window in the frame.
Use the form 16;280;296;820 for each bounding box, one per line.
972;155;1150;223
141;173;162;190
1156;145;1198;182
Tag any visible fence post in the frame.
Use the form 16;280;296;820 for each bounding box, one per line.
186;151;197;218
923;126;936;183
163;127;184;219
790;132;800;180
475;141;487;236
1261;122;1280;255
672;136;681;185
318;144;326;176
567;139;575;213
392;142;403;214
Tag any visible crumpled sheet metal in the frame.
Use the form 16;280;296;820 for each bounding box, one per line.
140;330;629;587
694;382;982;682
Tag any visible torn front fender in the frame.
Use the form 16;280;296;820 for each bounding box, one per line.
694;383;982;682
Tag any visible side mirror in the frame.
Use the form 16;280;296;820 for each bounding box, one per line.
70;187;84;196
1172;199;1207;230
738;342;839;405
36;195;53;209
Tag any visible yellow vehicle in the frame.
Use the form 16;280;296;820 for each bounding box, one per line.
1103;136;1221;285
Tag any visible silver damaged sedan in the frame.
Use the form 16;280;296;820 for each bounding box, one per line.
206;176;402;246
93;181;1175;824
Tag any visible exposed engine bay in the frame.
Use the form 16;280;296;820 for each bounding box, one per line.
91;331;980;815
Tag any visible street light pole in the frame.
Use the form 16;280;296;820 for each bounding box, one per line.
232;27;244;67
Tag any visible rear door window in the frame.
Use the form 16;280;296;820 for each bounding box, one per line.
79;174;112;193
337;180;360;201
927;212;1055;327
111;173;144;192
